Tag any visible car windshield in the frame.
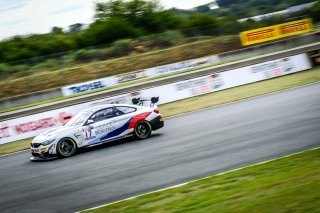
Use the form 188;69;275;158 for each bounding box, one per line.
65;111;91;126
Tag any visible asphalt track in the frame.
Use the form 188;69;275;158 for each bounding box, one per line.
0;83;319;213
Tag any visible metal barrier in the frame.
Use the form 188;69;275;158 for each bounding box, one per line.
1;41;320;122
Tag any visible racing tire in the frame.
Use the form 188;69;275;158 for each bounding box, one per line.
57;138;77;157
134;121;152;140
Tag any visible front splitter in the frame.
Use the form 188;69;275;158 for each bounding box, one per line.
30;155;58;161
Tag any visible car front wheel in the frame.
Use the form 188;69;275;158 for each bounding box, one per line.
57;138;77;157
134;121;152;139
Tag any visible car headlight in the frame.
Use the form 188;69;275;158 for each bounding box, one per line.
40;139;55;146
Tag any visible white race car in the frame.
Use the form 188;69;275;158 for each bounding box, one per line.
30;104;164;161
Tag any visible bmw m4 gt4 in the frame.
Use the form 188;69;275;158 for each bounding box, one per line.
30;104;164;161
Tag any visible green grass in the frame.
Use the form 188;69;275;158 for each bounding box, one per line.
1;67;319;155
0;137;31;156
83;148;320;213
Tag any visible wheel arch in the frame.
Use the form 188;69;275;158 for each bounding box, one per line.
133;120;152;139
56;137;79;157
57;137;79;149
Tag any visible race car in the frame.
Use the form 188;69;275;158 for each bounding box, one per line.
30;104;164;161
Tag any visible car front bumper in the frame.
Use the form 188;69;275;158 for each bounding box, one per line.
30;144;57;161
30;155;58;161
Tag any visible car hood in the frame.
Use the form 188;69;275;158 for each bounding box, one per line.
33;125;76;142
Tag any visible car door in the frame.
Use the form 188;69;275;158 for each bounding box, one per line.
83;107;115;145
112;106;138;135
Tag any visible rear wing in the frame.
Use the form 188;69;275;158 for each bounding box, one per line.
132;96;159;107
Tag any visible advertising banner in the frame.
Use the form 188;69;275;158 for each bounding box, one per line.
145;55;219;78
116;70;147;84
240;19;313;46
1;53;311;144
61;55;220;96
61;76;117;96
138;53;311;104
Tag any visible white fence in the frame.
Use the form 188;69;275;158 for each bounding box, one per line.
0;53;311;144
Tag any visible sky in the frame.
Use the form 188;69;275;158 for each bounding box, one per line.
0;0;214;40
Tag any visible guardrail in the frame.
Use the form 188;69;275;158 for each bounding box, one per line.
0;50;314;144
1;41;319;122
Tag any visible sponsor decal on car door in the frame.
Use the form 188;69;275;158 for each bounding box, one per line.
84;108;116;145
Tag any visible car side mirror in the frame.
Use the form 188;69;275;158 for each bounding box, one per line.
86;119;94;125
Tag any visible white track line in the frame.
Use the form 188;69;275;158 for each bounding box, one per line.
79;146;320;212
2;81;319;158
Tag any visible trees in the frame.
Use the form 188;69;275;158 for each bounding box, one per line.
51;27;63;34
94;0;164;33
216;0;240;8
0;0;318;64
183;14;219;36
80;17;140;46
310;1;320;22
0;34;77;62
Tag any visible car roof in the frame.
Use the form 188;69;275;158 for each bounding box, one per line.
82;104;139;113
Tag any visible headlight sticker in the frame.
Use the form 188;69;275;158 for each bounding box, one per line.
40;139;55;146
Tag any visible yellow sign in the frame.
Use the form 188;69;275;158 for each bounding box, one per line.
240;19;313;46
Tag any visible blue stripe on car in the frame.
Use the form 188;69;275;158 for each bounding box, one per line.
88;118;132;145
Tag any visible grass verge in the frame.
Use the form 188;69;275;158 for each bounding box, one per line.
0;138;31;156
83;147;320;213
1;67;320;156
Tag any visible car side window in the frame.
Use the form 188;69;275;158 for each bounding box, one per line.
90;108;114;123
114;106;136;116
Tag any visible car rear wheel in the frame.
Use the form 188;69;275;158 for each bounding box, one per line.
134;121;152;139
57;138;77;157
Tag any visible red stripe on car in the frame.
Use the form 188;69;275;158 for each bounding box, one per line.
128;112;151;129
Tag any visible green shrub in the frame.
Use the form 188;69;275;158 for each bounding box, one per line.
32;59;60;71
69;49;99;62
111;39;134;56
154;31;183;47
